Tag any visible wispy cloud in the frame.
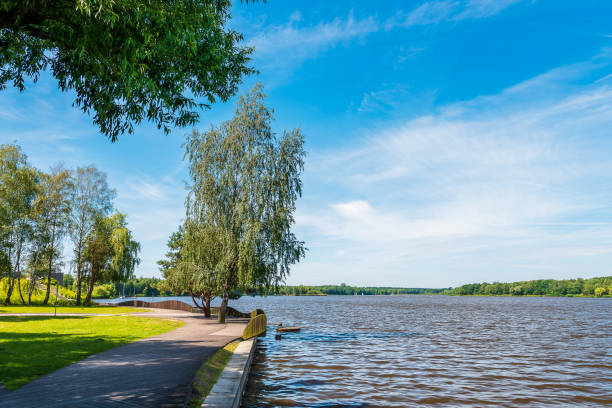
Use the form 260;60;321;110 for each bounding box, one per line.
248;11;377;69
293;52;612;286
385;0;524;29
244;1;527;79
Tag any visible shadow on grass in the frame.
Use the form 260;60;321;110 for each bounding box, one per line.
0;335;236;408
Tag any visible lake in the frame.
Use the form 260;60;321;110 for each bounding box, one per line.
100;295;612;406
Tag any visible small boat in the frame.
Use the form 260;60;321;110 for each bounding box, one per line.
276;326;301;333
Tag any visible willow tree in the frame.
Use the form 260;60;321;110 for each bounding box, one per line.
83;212;140;304
184;83;306;322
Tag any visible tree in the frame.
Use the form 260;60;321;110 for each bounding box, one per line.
157;225;184;280
68;166;115;305
184;83;306;322
83;212;140;304
32;166;72;304
0;144;38;305
0;0;254;141
160;224;219;317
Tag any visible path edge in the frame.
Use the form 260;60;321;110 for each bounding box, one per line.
201;336;258;408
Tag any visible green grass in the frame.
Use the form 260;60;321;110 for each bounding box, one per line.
0;315;184;390
187;340;241;408
0;305;151;314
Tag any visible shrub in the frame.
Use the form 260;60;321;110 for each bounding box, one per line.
243;313;267;339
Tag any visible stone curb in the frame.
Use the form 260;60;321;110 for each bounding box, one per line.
201;337;258;408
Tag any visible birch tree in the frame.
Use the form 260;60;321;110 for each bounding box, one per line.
0;144;37;305
68;166;114;305
184;83;306;322
33;166;72;304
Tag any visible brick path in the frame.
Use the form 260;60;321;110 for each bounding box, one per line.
0;309;248;408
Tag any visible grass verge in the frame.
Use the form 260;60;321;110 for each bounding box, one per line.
0;305;151;314
187;340;241;408
0;315;184;390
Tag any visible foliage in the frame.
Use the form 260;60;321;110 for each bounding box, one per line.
0;277;69;305
83;212;140;304
31;165;72;304
183;83;306;322
0;144;38;304
0;143;139;306
0;0;254;141
157;226;183;279
160;225;219;317
68;166;115;305
112;277;173;298
444;276;612;297
187;340;240;408
91;282;116;299
0;315;183;390
243;312;267;339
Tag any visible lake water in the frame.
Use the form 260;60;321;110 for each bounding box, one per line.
100;295;612;406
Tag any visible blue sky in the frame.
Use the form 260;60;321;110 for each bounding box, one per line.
2;0;612;287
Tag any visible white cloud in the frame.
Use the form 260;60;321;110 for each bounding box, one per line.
385;0;524;29
125;178;168;201
248;11;378;67
291;53;612;287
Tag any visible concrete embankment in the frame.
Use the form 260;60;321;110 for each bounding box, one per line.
201;337;258;408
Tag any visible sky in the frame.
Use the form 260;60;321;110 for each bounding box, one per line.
2;0;612;287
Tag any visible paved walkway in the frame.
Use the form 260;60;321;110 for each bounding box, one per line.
0;308;248;408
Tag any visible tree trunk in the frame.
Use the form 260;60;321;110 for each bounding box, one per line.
84;265;95;305
16;237;25;304
76;261;82;305
203;293;212;318
43;225;57;305
43;269;52;305
4;277;14;305
17;276;25;304
190;290;211;317
218;287;229;323
27;279;34;305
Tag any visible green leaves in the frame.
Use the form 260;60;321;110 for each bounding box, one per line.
1;0;254;141
183;83;306;298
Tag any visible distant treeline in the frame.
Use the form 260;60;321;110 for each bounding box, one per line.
69;276;612;299
444;276;612;297
270;284;447;296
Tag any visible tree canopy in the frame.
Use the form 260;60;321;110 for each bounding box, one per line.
0;143;140;305
0;0;254;141
180;83;306;321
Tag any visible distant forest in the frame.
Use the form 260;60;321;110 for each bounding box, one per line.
269;284;446;296
443;276;612;297
66;276;612;299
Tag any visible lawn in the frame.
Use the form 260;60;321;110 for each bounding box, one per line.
187;340;241;408
0;315;184;390
0;305;150;314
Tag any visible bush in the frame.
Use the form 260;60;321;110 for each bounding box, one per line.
594;287;606;297
243;313;267;340
0;278;73;305
91;283;117;299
